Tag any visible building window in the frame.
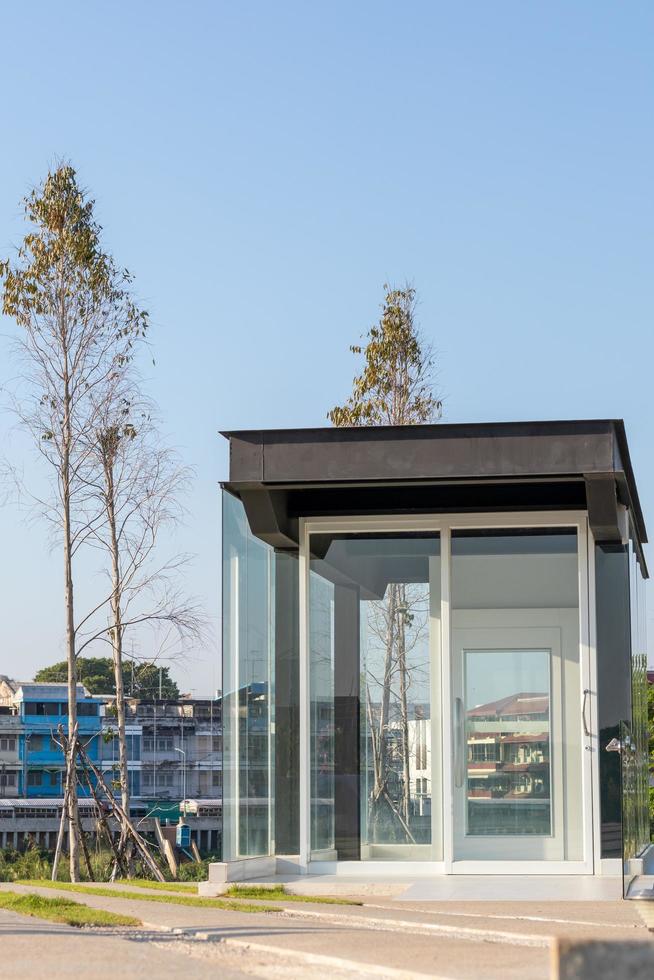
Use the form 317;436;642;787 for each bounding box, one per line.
212;770;223;789
126;734;141;760
212;735;223;753
78;702;99;717
0;737;16;752
27;770;43;786
0;772;16;787
24;702;59;716
21;806;60;819
469;743;498;762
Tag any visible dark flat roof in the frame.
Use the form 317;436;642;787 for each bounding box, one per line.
220;419;647;558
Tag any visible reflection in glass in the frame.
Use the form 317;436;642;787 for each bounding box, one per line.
362;579;432;850
222;492;274;860
623;542;650;869
309;572;335;852
464;649;551;836
309;533;440;860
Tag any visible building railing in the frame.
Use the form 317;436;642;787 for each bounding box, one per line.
138;755;223;766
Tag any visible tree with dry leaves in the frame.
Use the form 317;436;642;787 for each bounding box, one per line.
328;283;441;427
329;283;441;845
1;165;147;881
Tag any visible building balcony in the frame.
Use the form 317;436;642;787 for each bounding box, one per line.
22;718;101;734
26;749;100;765
0;716;22;730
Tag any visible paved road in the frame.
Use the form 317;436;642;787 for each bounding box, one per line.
0;882;650;979
0;909;251;980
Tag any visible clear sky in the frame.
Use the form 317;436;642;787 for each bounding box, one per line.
0;2;652;694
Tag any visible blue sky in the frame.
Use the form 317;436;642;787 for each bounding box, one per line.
0;2;652;693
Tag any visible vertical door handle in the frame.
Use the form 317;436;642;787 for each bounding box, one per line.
454;697;464;788
582;688;591;737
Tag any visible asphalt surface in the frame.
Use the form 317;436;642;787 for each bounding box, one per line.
0;881;651;979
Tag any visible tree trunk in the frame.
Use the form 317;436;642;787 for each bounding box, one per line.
57;238;80;883
63;457;80;882
370;585;396;841
104;450;130;838
397;585;412;828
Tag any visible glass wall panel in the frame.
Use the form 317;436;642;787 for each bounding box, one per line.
309;571;335;855
594;545;631;859
623;542;649;871
451;529;582;861
222;492;274;860
309;533;441;861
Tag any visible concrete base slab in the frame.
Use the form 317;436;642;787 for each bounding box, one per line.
399;876;624;903
207;855;276;883
201;872;625;901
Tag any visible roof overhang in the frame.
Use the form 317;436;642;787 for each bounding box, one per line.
220;419;647;575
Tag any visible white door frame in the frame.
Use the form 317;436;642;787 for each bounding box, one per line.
298;511;596;876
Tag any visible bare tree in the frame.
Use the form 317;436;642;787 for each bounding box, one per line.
1;165;147;880
74;376;205;872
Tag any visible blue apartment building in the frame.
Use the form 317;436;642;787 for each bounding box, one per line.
0;679;222;854
15;683;102;797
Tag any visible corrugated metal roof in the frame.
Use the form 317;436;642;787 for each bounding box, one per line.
15;683;91;700
0;798;98;809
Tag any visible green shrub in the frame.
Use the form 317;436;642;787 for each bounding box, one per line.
176;858;210;881
0;843;52;882
0;838;214;884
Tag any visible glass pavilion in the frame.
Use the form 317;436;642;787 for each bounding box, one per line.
219;420;649;896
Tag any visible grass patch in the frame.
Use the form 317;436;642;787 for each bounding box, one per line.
225;885;362;906
115;878;197;894
0;890;140;928
16;879;280;914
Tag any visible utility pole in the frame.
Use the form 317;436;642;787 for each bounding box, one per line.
174;747;187;812
153;700;157;799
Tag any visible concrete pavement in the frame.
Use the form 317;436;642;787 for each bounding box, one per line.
0;881;651;979
0;909;250;980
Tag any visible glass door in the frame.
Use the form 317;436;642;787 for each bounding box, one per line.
308;531;442;862
450;529;585;865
